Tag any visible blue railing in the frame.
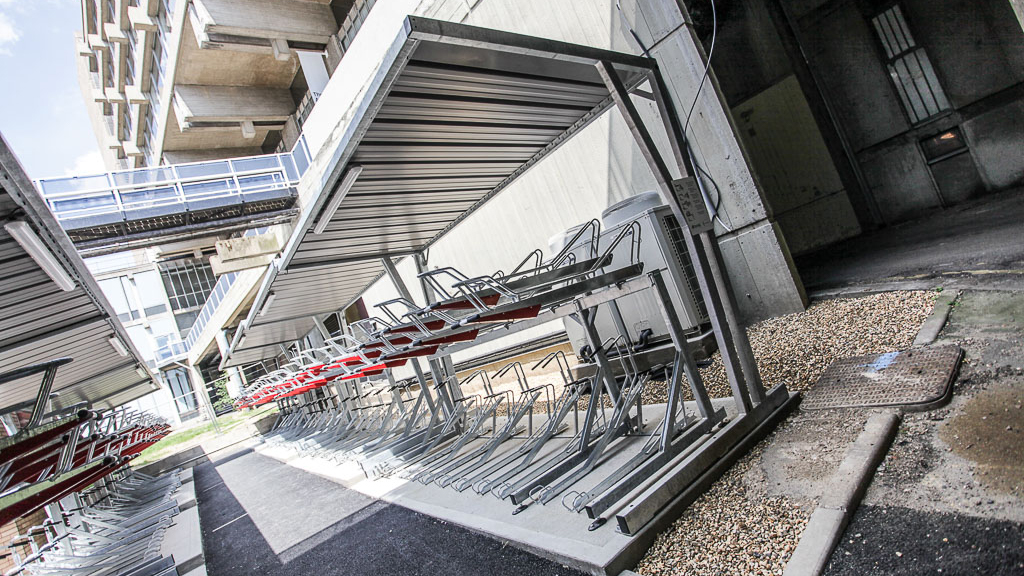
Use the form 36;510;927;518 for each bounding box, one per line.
36;136;312;225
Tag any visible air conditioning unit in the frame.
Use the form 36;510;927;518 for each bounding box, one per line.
551;192;711;366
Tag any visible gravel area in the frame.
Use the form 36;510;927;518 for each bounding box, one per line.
633;291;937;575
635;440;809;576
500;290;936;414
691;290;936;399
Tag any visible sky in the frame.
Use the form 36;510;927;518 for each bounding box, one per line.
0;0;105;180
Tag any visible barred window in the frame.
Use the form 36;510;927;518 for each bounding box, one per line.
871;5;950;124
159;258;217;311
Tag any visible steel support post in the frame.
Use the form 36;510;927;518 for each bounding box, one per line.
27;363;61;429
381;257;456;417
646;65;767;405
595;60;756;413
312;316;332;340
414;253;462;404
575;305;621;406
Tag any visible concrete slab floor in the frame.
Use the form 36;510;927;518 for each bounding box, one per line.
247;396;770;575
796;187;1024;293
194;444;589;576
253;403;688;573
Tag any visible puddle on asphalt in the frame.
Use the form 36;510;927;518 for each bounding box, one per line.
941;381;1024;497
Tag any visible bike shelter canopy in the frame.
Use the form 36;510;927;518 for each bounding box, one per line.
224;17;655;367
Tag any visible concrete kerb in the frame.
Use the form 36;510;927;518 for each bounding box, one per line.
912;290;959;347
782;411;901;576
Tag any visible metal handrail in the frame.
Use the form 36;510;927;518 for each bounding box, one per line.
36;135;313;223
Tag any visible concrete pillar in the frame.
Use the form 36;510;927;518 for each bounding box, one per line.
187;364;221;431
215;332;244;399
624;0;807;322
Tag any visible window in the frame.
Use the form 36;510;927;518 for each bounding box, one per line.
98;272;168;322
159;258;217;311
99;276;142;322
125;30;137;86
135;270;170;316
165;368;198;413
871;5;950;124
121;105;133;141
104;55;115;88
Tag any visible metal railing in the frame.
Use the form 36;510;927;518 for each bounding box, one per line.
185;271;237;349
36;136;313;225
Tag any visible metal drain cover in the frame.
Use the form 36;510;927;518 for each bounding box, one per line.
803;344;963;410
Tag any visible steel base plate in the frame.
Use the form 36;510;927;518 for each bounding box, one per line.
803;344;963;410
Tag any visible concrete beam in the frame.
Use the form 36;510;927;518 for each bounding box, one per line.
172;85;294;128
211;253;275;275
162;147;264;164
190;0;337;50
271;38;291;61
240;120;256;139
214;231;285;263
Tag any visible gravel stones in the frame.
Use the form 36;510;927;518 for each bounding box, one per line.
634;442;809;576
698;291;937;399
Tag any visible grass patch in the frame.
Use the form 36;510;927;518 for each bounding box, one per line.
134;405;278;466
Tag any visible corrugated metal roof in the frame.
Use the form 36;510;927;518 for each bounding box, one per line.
224;17;655;367
0;135;154;413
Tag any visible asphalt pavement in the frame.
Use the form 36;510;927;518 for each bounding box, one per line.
824;504;1024;575
796;187;1024;292
194;446;587;576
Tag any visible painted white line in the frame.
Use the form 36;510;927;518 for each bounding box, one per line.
211;513;249;533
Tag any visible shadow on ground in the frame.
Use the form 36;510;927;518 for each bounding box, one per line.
796;188;1024;291
195;447;587;576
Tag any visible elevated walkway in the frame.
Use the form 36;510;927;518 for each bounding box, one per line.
36;141;312;253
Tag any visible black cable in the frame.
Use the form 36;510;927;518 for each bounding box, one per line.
682;0;718;136
680;0;735;231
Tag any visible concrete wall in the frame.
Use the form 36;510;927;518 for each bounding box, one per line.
732;76;861;254
788;0;1024;222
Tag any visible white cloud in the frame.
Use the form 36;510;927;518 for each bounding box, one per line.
65;150;106;176
0;12;19;55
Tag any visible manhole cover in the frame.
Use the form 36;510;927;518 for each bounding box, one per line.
803;344;963;410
